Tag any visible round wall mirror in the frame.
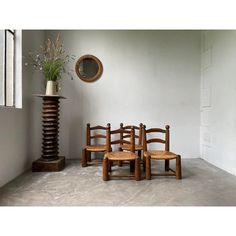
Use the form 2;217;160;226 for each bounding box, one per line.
75;54;103;82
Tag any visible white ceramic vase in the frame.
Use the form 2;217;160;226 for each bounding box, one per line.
45;81;58;95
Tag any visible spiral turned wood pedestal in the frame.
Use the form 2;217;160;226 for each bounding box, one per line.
32;95;66;172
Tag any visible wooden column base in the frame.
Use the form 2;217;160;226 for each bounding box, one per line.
32;156;65;172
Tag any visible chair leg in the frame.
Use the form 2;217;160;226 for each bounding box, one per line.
165;160;169;172
138;150;141;157
108;160;113;172
118;161;123;167
103;157;109;181
135;157;141;181
81;148;87;167
118;148;123;166
87;151;91;162
130;160;135;173
143;156;146;172
176;155;182;180
145;156;151;180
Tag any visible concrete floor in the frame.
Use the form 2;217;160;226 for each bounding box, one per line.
0;158;236;206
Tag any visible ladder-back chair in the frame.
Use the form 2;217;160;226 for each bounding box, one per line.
118;123;144;167
143;125;182;180
119;123;143;154
81;123;110;167
103;126;141;181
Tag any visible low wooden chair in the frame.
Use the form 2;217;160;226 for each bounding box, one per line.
103;126;141;181
118;123;144;167
143;125;182;180
81;123;110;167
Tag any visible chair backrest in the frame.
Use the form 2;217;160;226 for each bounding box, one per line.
120;123;143;145
143;125;170;151
106;126;135;152
86;123;110;145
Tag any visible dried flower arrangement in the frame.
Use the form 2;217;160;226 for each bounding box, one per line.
26;33;75;83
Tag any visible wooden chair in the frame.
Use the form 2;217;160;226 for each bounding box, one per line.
143;125;182;180
118;123;144;167
119;123;144;155
103;126;141;181
81;123;110;167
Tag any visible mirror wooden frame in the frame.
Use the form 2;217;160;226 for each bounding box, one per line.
75;54;103;82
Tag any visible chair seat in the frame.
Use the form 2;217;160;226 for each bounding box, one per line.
86;145;107;152
104;151;137;161
120;144;143;151
144;150;178;160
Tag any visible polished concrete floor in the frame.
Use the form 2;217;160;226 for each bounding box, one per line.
0;158;236;206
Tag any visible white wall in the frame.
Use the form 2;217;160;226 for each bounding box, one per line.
0;30;45;187
200;31;236;176
45;30;201;159
0;30;201;187
5;29;236;187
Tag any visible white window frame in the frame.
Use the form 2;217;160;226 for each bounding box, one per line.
0;29;22;108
